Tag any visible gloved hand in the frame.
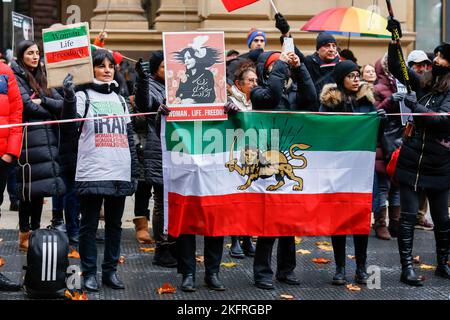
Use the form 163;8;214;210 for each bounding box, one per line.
403;92;418;111
224;101;240;114
275;13;290;35
386;17;402;40
135;58;150;79
157;104;171;116
63;74;76;100
391;91;406;102
377;108;387;119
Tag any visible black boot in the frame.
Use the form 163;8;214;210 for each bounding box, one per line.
398;212;423;286
0;273;21;292
331;236;347;285
241;236;256;257
49;218;66;233
434;226;450;279
205;273;226;291
354;235;369;285
229;236;245;259
181;274;196;292
153;243;178;268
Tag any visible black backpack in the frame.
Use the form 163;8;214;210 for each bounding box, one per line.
23;229;70;299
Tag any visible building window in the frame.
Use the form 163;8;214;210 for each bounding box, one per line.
415;0;442;51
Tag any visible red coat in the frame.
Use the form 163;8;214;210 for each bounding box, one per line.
0;62;23;158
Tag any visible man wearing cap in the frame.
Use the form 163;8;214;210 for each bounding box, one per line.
407;50;432;76
304;32;340;98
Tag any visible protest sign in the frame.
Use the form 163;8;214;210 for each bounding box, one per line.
163;32;227;121
12;12;34;55
42;22;93;88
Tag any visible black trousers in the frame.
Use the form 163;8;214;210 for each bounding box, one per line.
18;197;44;232
176;235;224;276
134;181;152;220
253;236;296;282
331;235;368;267
79;195;126;277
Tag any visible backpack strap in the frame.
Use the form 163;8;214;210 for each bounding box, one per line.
117;94;128;113
78;89;90;137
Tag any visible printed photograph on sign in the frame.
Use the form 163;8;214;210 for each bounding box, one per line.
12;12;34;56
163;32;227;121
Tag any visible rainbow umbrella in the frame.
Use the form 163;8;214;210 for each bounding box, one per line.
301;7;391;39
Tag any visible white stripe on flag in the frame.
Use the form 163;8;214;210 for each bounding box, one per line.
41;235;47;281
43;36;89;53
52;236;57;281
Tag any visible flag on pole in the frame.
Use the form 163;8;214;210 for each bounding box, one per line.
162;112;380;237
221;0;260;12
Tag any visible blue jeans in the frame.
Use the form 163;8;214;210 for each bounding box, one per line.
377;173;401;209
79;195;125;276
52;177;80;237
372;171;380;215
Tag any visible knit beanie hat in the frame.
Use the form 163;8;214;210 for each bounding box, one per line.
333;60;360;85
247;28;267;48
265;52;281;70
316;32;337;51
434;43;450;63
149;50;164;75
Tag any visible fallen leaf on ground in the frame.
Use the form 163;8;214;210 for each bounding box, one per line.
419;264;436;270
312;258;331;264
0;257;5;268
196;256;204;263
413;256;420;264
295;237;302;245
346;284;361;292
118;256;126;264
315;241;331;246
221;262;237;268
347;255;356;260
65;290;88;300
296;249;311;255
140;247;155;253
225;244;231;249
317;245;333;252
68;249;80;259
280;294;295;300
157;283;176;294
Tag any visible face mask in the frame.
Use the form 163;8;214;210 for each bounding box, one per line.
432;64;450;78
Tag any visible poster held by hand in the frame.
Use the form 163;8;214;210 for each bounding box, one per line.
12;12;34;56
43;22;94;88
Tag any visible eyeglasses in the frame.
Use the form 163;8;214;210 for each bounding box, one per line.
346;73;361;81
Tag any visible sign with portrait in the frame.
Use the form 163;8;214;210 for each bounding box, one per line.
42;22;93;88
12;12;34;56
163;32;227;121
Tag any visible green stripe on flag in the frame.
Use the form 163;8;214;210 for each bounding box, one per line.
165;112;380;154
43;26;88;43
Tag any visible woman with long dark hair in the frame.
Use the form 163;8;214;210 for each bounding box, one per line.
63;49;138;292
11;40;66;251
387;19;450;286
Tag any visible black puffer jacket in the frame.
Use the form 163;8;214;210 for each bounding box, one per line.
64;81;139;196
12;62;66;200
251;52;317;111
134;75;165;186
388;43;450;189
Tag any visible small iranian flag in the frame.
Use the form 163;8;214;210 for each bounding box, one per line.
221;0;260;12
162;112;380;237
43;24;90;64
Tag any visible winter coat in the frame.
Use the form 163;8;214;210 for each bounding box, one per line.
251;52;317;111
388;43;450;189
228;85;252;111
134;75;165;186
12;62;66;201
304;52;339;98
0;62;23;158
319;83;377;113
66;80;139;196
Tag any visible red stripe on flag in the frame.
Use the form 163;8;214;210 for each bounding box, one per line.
46;46;90;64
221;0;259;12
168;192;372;237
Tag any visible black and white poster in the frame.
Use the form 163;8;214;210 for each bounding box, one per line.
12;12;34;56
